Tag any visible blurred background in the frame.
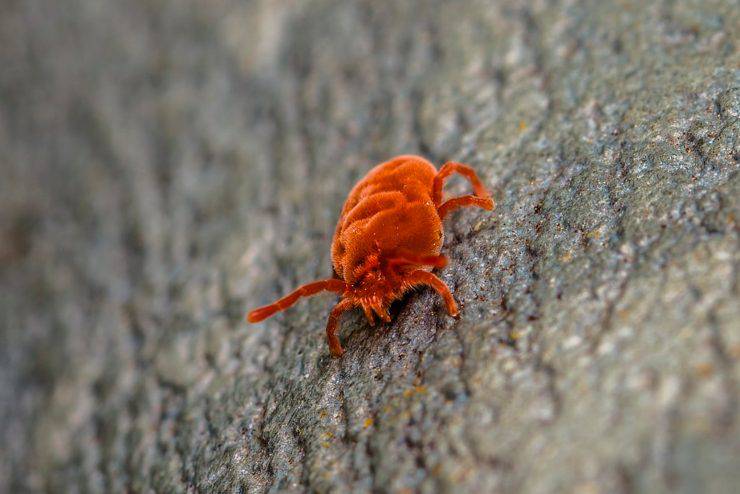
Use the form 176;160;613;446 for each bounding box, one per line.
1;1;738;492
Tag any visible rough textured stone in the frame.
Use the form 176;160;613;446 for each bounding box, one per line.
1;0;738;492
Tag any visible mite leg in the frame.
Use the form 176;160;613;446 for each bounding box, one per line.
247;278;346;323
387;251;448;270
405;270;459;317
374;303;392;323
326;298;356;357
438;196;493;220
432;161;495;217
362;304;376;326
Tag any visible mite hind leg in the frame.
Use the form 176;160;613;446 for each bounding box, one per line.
432;162;495;219
386;251;448;271
437;196;494;219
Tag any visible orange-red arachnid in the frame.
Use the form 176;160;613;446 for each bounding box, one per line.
247;155;495;357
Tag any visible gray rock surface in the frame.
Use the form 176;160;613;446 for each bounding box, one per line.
1;0;738;492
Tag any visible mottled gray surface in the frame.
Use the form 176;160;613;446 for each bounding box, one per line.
1;0;738;492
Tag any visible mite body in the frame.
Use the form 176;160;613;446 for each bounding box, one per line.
248;155;494;356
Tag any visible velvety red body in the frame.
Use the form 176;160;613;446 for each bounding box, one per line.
247;155;494;357
331;155;442;286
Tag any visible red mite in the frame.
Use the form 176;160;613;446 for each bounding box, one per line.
247;155;494;357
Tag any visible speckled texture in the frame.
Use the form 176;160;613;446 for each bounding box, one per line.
1;0;738;492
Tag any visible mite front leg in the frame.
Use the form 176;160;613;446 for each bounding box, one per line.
405;270;459;318
362;304;376;326
374;303;392;323
247;279;346;322
326;298;355;357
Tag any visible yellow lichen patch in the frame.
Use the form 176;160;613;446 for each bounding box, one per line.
587;225;605;240
403;385;428;398
320;431;334;448
560;250;574;263
694;362;714;378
